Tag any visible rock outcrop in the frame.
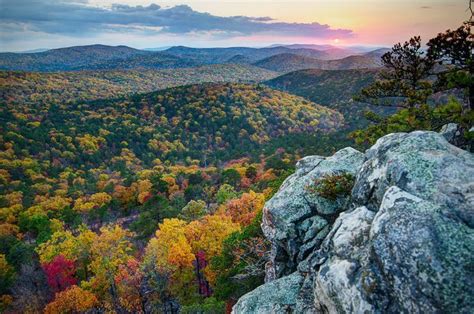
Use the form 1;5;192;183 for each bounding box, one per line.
233;129;474;313
439;122;473;151
262;148;364;280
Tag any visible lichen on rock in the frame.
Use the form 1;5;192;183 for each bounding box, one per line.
262;147;364;279
233;129;474;313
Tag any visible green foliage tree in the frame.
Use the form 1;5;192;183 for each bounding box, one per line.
216;184;238;205
353;23;473;146
245;166;258;180
18;213;52;244
179;200;207;222
222;169;242;188
355;36;434;108
0;254;15;295
427;21;474;110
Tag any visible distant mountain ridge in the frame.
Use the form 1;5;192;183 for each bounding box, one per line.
254;52;383;73
163;46;332;63
0;44;151;71
0;44;386;72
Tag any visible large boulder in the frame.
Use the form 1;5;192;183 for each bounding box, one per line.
262;147;364;279
314;187;474;313
368;186;474;312
234;130;474;313
352;131;474;227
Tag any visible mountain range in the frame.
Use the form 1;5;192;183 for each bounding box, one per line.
0;44;388;72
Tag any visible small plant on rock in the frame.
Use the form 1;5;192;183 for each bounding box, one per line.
307;173;355;201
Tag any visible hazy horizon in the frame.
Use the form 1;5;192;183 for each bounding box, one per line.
2;42;390;54
0;0;468;52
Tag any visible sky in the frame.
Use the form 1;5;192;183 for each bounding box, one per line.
0;0;469;52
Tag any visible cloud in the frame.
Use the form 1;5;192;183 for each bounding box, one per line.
0;0;353;42
420;6;431;9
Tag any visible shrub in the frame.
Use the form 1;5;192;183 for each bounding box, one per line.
180;297;225;314
307;173;355;201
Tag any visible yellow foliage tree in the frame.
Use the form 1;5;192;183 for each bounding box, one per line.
44;285;98;314
143;218;196;303
136;179;152;204
145;218;194;270
186;214;240;258
86;225;135;311
73;192;112;213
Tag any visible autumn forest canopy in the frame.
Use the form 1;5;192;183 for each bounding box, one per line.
0;2;472;312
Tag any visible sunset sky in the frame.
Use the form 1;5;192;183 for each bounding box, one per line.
0;0;469;51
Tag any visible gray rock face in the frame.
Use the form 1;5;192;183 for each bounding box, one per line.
234;130;474;314
440;122;462;144
368;186;474;312
439;122;473;151
262;147;364;279
313;206;375;313
352;131;474;227
232;272;305;314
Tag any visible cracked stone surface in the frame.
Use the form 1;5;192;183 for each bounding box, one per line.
262;147;364;279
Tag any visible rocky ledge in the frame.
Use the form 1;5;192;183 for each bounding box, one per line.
233;129;474;313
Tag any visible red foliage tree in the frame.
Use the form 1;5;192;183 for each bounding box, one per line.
194;251;211;297
42;255;77;293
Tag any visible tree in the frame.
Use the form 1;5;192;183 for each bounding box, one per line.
18;212;52;244
186;215;240;259
143;218;197;304
179;200;207;222
115;257;146;313
10;263;50;313
427;21;474;110
222;191;265;226
145;219;195;270
73;192;112;213
0;295;13;313
185;214;240;287
86;225;135;311
352;24;473;146
216;184;238;205
131;194;174;239
0;254;15;295
2;239;33;272
222;169;242;188
245;166;258;180
44;285;98;314
136;179;153;204
36;225;96;280
42;255;77;293
210;211;270;305
356;36;435;108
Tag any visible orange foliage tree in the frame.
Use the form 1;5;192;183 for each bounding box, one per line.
222;191;265;225
114;257;145;313
44;285;98;314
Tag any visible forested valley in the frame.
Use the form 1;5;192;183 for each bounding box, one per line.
0;11;472;313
